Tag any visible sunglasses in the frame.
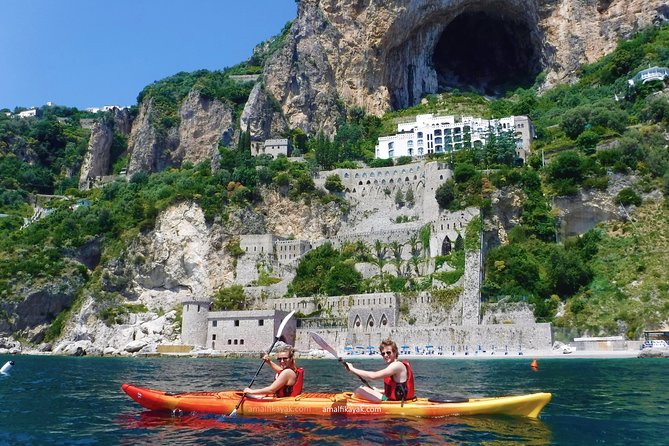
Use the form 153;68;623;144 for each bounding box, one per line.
381;351;394;357
277;357;291;362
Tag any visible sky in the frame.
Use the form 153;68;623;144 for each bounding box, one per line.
0;0;297;111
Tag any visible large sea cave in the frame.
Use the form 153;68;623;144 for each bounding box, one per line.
432;11;543;96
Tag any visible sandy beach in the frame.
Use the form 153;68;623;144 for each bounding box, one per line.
329;349;642;360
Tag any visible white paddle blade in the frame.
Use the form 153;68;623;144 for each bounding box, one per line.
309;332;338;358
276;310;295;340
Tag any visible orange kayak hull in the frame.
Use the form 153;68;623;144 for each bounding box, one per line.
121;384;551;418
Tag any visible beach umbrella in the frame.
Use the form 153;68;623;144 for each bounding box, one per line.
344;345;353;351
425;344;434;349
355;345;365;349
367;345;375;350
401;345;410;349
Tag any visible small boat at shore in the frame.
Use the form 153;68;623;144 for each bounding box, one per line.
121;384;551;419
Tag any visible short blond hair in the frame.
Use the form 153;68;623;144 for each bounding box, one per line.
379;339;398;356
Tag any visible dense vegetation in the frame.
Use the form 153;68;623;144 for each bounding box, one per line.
0;24;668;339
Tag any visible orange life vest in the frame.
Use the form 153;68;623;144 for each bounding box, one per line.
276;367;304;398
383;360;415;401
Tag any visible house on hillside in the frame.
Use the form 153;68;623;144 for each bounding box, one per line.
251;138;292;158
628;66;669;86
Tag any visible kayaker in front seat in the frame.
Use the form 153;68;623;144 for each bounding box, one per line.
346;339;415;403
244;346;304;398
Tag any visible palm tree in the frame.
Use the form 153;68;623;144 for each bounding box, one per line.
353;240;371;261
389;241;403;261
373;240;387;262
408;233;421;258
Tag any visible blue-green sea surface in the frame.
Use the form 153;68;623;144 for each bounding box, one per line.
0;355;666;445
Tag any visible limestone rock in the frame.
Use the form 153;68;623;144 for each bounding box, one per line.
127;90;235;176
262;189;343;240
123;339;148;353
174;90;235;170
240;83;289;142
249;0;669;135
129;201;232;301
79;120;113;189
79;108;134;189
127;98;179;176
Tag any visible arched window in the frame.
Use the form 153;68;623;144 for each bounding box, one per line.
441;236;452;255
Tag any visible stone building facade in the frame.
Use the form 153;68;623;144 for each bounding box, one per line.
181;303;296;353
251;138;292;158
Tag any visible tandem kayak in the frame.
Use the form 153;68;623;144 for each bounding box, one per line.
121;384;551;418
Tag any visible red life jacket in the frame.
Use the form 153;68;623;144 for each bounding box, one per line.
383;360;415;401
275;367;304;398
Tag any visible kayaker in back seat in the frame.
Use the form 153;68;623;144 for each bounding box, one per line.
346;339;415;403
244;346;304;398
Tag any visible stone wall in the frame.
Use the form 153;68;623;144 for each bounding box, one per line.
481;300;537;325
294;322;552;353
206;309;296;352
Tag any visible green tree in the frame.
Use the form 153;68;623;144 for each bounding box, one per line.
322;262;362;295
394;189;405;207
312;132;338;170
435;180;456;209
212;285;246;310
324;174;344;193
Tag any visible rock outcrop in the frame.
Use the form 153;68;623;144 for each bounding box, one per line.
262;189;343;240
248;0;669;135
127;98;180;176
240;83;289;143
127;91;236;176
174;90;236;170
79;108;133;190
79;120;113;189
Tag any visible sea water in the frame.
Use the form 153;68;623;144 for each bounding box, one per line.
0;354;666;445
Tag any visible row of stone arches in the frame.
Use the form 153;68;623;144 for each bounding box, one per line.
352;313;389;330
345;181;425;195
344;166;422;180
355;175;420;186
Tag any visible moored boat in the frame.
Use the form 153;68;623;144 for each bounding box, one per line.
121;384;551;418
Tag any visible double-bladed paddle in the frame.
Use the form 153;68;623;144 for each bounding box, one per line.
309;331;373;388
229;310;295;417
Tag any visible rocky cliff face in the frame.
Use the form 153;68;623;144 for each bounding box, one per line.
174;90;236;170
262;189;343;239
126;98;179;175
249;0;669;135
240;83;289;143
79;108;133;190
79;120;113;189
126;91;235;175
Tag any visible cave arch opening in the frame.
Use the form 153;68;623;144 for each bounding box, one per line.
432;11;542;96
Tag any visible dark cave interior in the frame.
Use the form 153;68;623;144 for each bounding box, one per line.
432;11;542;96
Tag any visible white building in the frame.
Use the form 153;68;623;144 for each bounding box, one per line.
375;114;534;161
628;66;669;86
17;109;37;118
84;105;127;113
251;138;292;158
